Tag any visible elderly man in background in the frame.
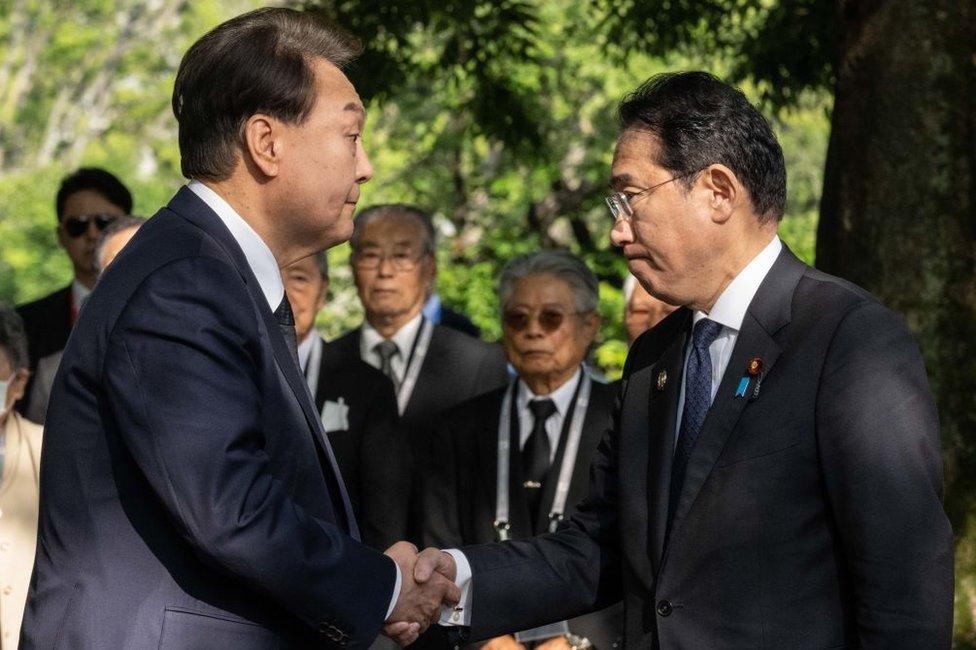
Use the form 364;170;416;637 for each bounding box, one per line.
330;203;509;541
282;252;410;550
0;306;43;648
25;215;147;425
622;274;675;345
424;251;623;650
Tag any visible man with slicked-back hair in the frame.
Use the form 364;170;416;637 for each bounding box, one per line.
21;8;457;649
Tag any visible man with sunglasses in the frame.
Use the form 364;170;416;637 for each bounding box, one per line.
414;72;952;649
15;167;131;415
329;204;509;545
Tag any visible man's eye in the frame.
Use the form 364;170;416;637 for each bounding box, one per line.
348;133;361;142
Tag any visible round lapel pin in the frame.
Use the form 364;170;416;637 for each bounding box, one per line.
656;370;668;391
747;357;763;376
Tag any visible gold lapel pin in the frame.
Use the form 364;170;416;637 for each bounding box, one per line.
656;370;668;391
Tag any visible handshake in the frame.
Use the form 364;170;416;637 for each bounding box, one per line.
382;541;461;646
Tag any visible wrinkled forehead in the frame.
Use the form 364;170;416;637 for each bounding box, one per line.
506;273;577;307
359;214;427;248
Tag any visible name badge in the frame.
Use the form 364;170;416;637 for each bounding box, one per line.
321;398;350;433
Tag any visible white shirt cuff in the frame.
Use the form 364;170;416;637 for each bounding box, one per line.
439;549;472;626
385;562;402;620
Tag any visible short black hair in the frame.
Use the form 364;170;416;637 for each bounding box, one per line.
95;215;147;273
55;168;133;221
173;7;362;181
618;71;787;222
0;304;28;371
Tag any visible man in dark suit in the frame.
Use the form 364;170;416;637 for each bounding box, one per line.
424;251;622;650
283;252;410;551
15;167;131;414
21;9;456;649
414;72;953;648
330;204;509;538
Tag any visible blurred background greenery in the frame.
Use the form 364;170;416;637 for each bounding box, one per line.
1;0;973;643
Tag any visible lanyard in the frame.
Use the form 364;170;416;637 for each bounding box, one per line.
395;316;433;414
304;335;323;398
493;369;591;541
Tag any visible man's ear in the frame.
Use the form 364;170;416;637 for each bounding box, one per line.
242;114;281;178
583;311;601;339
700;164;740;224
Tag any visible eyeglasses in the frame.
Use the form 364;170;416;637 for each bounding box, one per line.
62;213;117;238
502;308;585;333
605;168;705;222
351;248;426;272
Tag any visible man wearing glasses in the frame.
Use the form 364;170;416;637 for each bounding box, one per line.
16;168;131;415
412;72;952;649
329;204;509;542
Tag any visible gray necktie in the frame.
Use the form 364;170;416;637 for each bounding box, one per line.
374;340;401;394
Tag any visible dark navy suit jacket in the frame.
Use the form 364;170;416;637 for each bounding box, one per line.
458;246;953;649
20;187;395;649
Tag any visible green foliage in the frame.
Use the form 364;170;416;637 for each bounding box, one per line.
0;0;829;379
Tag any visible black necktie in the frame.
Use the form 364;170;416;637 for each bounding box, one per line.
669;318;723;525
523;398;557;524
274;296;300;370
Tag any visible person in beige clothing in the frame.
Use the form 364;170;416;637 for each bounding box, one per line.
0;305;42;648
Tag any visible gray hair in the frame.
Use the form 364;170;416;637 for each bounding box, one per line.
0;304;28;371
350;204;436;256
95;215;147;272
498;250;599;314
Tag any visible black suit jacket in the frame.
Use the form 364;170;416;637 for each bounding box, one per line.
458;246;953;648
424;381;623;649
307;336;411;550
438;305;481;339
15;284;73;416
330;325;508;545
21;187;395;649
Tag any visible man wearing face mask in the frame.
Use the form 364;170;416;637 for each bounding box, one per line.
15;168;131;416
0;306;43;648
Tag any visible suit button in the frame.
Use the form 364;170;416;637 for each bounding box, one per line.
656;599;673;617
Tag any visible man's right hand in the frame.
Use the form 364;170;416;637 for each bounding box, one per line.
383;542;461;644
480;635;526;650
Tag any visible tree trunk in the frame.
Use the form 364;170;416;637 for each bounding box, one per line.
816;0;976;642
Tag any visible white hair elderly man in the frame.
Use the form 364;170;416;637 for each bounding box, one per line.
423;250;623;650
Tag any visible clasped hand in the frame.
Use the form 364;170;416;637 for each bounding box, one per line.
382;541;459;646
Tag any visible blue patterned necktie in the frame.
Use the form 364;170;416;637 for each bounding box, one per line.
669;317;723;524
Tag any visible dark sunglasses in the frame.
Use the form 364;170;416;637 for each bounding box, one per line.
62;213;117;238
502;309;583;333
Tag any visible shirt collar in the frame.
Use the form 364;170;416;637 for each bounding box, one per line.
187;180;284;311
361;311;425;359
694;235;782;332
297;332;317;373
517;365;583;417
71;279;91;308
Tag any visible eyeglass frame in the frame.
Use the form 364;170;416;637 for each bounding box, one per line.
605;167;706;222
501;307;590;334
350;246;431;272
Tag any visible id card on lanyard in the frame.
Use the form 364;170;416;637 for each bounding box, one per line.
493;368;592;541
395;317;433;415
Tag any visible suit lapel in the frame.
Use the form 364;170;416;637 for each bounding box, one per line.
167;187;360;539
663;246;806;552
646;318;690;572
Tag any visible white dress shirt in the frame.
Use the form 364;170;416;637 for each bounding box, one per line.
71;279;91;313
359;312;424;383
298;333;316;374
516;367;583;462
443;236;784;629
187;180;284;311
674;236;781;442
187;180;401;619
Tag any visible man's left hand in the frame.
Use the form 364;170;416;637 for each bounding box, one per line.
535;636;573;650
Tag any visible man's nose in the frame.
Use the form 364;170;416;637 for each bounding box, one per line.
357;140;374;184
610;218;633;248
